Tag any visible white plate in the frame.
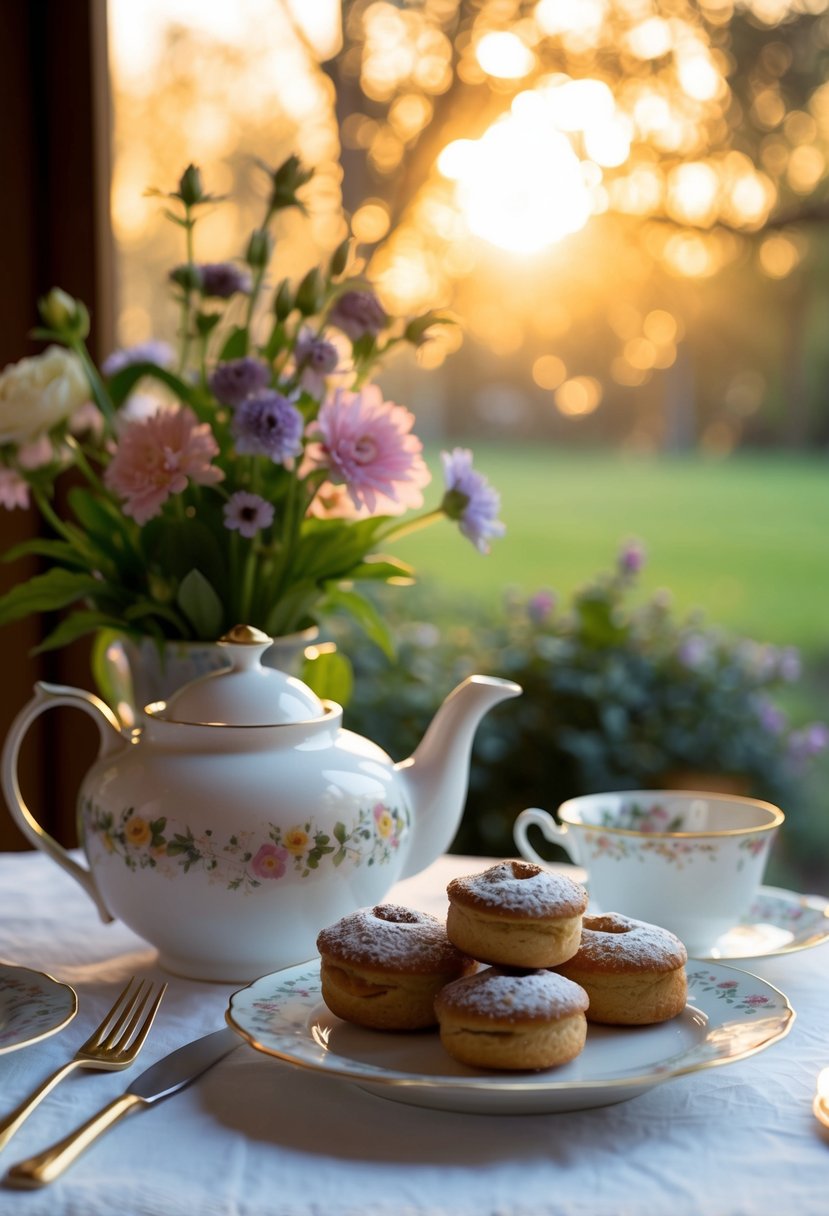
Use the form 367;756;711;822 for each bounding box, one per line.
227;959;794;1115
0;963;77;1055
694;885;829;960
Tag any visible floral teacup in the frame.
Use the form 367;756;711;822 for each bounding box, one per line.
513;791;784;955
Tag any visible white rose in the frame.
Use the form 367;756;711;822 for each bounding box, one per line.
0;345;91;446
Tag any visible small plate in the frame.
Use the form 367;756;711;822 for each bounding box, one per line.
0;963;77;1055
227;960;794;1115
694;885;829;961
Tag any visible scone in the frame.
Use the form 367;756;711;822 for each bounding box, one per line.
446;859;588;969
435;967;589;1070
555;912;688;1025
316;904;475;1030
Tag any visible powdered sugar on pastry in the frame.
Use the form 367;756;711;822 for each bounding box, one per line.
436;968;588;1023
447;860;588;919
316;904;467;973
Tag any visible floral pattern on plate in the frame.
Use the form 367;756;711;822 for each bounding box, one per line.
0;964;77;1055
698;884;829;961
226;958;794;1115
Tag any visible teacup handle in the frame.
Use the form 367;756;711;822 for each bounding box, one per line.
513;807;582;868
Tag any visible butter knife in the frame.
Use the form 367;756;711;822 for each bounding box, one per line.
5;1026;239;1188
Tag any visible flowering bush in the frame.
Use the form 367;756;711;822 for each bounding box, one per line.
339;543;828;859
0;156;504;658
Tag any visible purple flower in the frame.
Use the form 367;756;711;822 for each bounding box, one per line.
101;341;174;377
618;538;646;575
197;262;252;299
294;328;339;398
440;447;505;554
788;723;829;765
232;391;304;463
677;633;709;670
328;290;387;341
527;590;556;625
209;358;270;408
755;697;786;736
223;491;275;539
777;646;802;683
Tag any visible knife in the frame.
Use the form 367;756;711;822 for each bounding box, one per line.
4;1026;240;1188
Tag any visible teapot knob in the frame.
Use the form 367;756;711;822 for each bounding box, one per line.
219;625;271;646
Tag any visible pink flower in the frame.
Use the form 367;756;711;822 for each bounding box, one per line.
717;980;739;989
303;385;430;515
17;435;54;470
250;843;289;880
0;467;29;510
104;406;223;524
743;994;770;1005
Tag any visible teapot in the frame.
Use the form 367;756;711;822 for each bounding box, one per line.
2;626;520;981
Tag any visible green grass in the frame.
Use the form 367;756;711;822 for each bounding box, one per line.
393;447;829;656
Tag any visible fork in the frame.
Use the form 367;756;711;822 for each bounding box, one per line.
0;976;166;1152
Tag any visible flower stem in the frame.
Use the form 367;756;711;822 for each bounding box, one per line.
70;340;117;433
375;508;445;545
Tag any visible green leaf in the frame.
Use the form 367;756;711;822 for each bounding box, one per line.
348;555;415;583
290;516;392;582
32;611;126;654
264;579;320;636
67;487;135;568
218;326;249;360
300;648;354;706
0;569;104;626
322;586;396;660
177;568;224;638
107;362;198;409
140;517;225;589
2;538;91;570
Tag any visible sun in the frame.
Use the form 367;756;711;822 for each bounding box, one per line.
439;109;593;254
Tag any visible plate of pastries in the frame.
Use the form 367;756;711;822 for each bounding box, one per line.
226;860;794;1114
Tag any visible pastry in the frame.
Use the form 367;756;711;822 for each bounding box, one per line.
555;912;688;1025
435;967;589;1070
316;903;475;1030
446;859;588;969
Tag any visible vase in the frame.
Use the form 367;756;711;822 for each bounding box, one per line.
92;626;320;728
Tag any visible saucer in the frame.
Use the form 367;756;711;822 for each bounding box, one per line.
694;885;829;961
0;962;77;1055
227;959;793;1115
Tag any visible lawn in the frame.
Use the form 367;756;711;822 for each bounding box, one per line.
393;446;829;657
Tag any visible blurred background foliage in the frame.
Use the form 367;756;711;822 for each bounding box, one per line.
106;0;829;888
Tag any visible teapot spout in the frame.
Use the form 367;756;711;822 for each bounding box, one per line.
395;675;521;879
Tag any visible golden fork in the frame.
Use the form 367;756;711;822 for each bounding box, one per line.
0;976;167;1152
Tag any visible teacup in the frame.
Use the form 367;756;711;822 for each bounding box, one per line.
513;791;784;955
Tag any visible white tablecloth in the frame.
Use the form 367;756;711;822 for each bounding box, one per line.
0;848;827;1216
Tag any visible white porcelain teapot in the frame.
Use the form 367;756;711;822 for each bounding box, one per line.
2;626;520;981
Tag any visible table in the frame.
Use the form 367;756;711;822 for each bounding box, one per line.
0;849;826;1216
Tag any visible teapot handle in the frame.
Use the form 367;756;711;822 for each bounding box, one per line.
1;682;125;923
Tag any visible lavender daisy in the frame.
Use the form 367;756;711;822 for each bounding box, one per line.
232;391;304;463
209;358;270;408
328;290;387;341
440;448;505;554
223;491;275;539
294;328;339;398
198;262;252;299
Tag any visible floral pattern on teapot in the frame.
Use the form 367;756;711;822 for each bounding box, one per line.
82;797;409;892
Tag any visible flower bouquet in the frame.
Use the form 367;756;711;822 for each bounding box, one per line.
0;156;504;685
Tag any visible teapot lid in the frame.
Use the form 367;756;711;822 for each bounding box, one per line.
155;625;326;726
